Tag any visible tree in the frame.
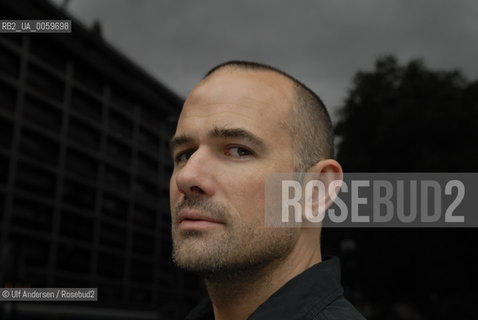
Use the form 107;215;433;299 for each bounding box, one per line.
327;56;478;320
335;55;478;172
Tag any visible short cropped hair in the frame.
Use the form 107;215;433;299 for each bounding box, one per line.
204;61;334;171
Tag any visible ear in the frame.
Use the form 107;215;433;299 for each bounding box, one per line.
310;159;343;179
303;159;343;223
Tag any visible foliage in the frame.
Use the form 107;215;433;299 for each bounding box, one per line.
335;55;478;172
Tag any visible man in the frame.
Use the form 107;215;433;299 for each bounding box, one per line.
169;61;365;320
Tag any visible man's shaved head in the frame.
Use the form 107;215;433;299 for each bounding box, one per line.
204;61;334;171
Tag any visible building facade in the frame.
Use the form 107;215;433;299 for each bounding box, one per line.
0;0;203;318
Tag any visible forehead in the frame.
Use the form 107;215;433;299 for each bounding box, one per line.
177;69;296;134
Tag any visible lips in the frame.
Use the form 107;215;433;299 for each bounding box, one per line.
178;209;224;229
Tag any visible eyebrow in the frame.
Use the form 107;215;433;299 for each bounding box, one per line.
169;126;266;154
169;134;193;153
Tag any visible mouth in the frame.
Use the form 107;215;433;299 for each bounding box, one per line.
178;209;224;230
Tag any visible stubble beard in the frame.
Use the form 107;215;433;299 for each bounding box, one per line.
171;197;298;280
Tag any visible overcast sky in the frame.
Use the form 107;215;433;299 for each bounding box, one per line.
50;0;478;122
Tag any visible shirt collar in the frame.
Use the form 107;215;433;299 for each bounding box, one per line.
185;256;343;320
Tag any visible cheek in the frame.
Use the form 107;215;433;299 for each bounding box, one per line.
225;176;265;223
169;174;180;205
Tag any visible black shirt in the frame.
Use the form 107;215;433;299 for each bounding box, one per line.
185;257;366;320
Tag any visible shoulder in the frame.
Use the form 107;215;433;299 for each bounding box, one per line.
314;296;366;320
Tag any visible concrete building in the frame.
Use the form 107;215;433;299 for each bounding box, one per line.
0;0;203;318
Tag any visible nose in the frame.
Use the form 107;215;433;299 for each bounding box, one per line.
174;148;216;197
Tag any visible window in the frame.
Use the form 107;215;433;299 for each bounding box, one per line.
15;162;56;197
0;32;22;47
159;211;171;234
0;155;8;184
130;259;153;283
23;95;61;133
12;196;53;232
133;204;156;229
158;234;172;262
27;64;64;102
97;282;123;303
8;233;50;268
108;110;133;141
0;191;5;222
30;37;67;72
106;137;131;166
102;192;128;221
0;43;19;78
68;118;100;151
133;178;158;204
54;275;89;289
129;285;152;305
57;243;91;273
0;116;13;150
110;87;135;115
138;127;159;153
0;79;16;113
59;210;94;242
104;165;130;192
100;222;126;250
71;88;102;123
65;149;98;181
132;232;154;255
74;61;104;95
62;179;96;210
19;128;59;165
97;252;124;279
136;153;158;178
140;105;164;129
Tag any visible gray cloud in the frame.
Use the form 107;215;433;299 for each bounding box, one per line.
51;0;478;122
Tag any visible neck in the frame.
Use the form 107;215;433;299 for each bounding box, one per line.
205;234;322;320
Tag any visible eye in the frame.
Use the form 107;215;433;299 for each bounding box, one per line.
175;149;195;163
227;146;253;158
